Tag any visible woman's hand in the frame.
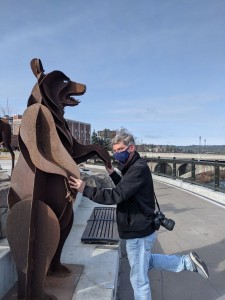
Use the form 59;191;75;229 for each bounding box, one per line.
69;176;85;193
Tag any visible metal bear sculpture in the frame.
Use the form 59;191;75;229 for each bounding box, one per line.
6;59;111;300
0;118;15;172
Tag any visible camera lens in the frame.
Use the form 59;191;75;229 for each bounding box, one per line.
161;218;175;231
153;211;175;231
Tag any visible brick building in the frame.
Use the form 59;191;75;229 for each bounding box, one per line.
66;119;91;145
12;114;23;135
97;129;116;139
10;115;91;145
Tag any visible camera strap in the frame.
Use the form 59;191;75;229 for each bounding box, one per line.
154;192;161;212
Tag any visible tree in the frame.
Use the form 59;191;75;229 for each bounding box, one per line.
116;126;131;135
91;130;99;144
102;128;110;139
91;127;136;151
0;98;12;117
91;130;111;150
114;127;137;142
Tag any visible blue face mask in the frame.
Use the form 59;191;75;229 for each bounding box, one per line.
113;147;130;164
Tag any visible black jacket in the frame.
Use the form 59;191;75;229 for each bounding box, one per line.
83;151;156;239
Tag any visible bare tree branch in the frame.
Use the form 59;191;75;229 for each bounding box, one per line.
0;98;12;117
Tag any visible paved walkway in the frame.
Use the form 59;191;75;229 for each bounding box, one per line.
61;192;119;300
117;180;225;300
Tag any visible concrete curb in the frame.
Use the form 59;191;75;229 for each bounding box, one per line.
152;174;225;206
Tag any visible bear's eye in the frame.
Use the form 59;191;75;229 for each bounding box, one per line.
63;79;69;84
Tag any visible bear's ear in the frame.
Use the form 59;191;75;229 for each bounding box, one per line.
30;58;45;78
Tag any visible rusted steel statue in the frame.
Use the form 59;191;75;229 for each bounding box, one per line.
0;119;15;171
6;58;111;300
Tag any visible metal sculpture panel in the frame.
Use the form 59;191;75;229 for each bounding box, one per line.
6;59;111;299
0;119;15;171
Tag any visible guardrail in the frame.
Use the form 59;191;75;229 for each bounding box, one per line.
145;157;225;193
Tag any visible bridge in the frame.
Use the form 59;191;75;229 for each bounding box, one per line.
137;151;225;161
135;152;225;194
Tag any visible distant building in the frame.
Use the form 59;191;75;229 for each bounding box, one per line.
12;114;23;135
66;119;91;145
8;114;91;145
1;115;14;133
97;129;116;139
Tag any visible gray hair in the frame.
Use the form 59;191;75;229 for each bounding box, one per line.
111;132;135;147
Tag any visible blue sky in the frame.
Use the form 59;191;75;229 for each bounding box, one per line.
0;0;225;145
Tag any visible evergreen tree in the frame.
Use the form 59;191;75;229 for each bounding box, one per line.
91;130;99;144
91;129;111;150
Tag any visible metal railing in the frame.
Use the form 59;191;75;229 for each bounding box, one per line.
145;157;225;193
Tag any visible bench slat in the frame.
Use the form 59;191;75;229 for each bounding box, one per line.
81;207;119;244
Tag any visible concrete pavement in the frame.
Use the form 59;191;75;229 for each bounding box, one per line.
117;180;225;300
61;192;119;300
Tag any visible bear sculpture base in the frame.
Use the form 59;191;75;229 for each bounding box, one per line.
2;264;84;300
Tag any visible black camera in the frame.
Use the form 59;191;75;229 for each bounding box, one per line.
153;211;175;231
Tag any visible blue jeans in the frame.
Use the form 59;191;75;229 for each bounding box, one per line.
125;232;194;300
